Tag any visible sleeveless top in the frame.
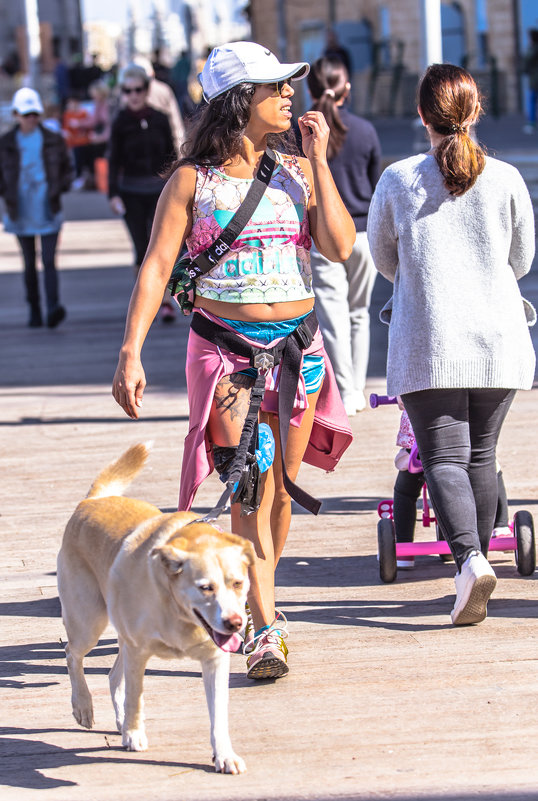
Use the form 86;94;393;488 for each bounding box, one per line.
186;152;314;304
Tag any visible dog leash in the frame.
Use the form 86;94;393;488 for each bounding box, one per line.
194;311;322;523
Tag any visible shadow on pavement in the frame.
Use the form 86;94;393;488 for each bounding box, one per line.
0;728;213;791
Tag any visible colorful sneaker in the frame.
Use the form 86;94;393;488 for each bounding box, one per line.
245;611;289;680
451;550;497;626
242;602;254;652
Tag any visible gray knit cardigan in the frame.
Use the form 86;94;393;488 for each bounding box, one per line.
367;153;536;396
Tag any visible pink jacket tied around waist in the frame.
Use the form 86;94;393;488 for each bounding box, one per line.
178;310;353;511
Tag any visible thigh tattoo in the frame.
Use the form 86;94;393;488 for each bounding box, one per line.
214;372;255;422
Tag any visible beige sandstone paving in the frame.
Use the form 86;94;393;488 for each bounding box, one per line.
0;201;537;800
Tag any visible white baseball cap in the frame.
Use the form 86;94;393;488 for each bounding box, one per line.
12;87;44;115
199;41;309;102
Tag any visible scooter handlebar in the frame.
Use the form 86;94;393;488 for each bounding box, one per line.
369;393;397;408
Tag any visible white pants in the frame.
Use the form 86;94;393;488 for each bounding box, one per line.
310;231;377;410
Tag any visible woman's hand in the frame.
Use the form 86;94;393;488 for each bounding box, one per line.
109;196;125;216
298;111;329;164
112;350;146;419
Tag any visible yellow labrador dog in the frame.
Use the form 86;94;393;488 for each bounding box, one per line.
57;443;253;774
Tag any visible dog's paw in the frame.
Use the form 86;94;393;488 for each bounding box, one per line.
122;729;148;751
72;704;94;729
213;752;246;774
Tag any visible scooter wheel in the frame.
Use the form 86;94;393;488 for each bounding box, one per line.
378;517;397;583
514;510;536;576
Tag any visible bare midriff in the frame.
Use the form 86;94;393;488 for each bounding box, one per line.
194;296;315;322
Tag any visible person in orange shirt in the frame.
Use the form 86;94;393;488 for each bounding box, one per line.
62;97;92;187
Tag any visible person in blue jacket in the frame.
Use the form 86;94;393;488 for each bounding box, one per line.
0;88;73;328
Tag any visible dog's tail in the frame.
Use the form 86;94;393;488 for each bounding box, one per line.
86;442;153;500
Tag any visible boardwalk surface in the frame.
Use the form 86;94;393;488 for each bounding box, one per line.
1;121;538;800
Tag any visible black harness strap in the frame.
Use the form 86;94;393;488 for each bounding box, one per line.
191;311;322;517
188;148;276;278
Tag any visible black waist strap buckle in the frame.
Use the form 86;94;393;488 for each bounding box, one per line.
293;319;314;351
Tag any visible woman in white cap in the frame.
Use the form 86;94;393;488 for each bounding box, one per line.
0;88;73;327
112;41;355;680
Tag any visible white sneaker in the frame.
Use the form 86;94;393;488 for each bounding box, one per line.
344;399;357;417
492;525;511;538
397;557;415;569
451;550;497;626
355;391;367;412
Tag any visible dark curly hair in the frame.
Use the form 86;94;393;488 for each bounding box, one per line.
166;82;298;175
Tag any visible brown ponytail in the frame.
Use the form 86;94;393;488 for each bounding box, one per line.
418;63;485;196
307;57;349;160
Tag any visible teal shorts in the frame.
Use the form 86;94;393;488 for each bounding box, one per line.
220;313;326;394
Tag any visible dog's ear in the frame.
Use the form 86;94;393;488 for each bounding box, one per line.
242;541;256;568
152;545;189;575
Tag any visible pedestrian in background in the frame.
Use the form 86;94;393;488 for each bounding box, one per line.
0;88;73;328
523;28;538;134
132;56;185;154
108;64;177;321
171;50;195;119
308;57;382;415
62;95;93;189
367;64;535;625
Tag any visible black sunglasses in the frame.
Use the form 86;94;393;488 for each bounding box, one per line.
20;112;39;118
263;80;290;97
122;86;145;95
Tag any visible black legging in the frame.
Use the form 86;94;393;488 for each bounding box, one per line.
17;233;60;312
402;388;516;571
393;468;425;543
120;192;160;268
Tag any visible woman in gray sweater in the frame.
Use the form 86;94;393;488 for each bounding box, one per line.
367;64;535;626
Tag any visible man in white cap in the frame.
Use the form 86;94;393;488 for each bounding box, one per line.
0;88;73;327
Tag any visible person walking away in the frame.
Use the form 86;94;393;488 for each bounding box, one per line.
367;64;535;625
171;50;195;119
523;29;538;133
0;88;73;328
108;65;177;322
112;41;355;679
308;57;382;415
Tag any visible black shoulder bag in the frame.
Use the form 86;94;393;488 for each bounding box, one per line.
167;148;277;315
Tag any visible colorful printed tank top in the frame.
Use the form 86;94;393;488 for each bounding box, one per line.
186;152;314;304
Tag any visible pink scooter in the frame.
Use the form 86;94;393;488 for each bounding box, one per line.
370;393;536;583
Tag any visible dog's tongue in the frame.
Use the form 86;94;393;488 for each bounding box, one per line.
212;631;242;653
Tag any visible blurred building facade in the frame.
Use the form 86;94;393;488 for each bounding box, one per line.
249;0;538;116
0;0;83;77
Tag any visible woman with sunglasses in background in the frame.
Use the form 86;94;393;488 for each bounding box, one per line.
108;64;177;320
112;42;355;679
0;88;73;328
